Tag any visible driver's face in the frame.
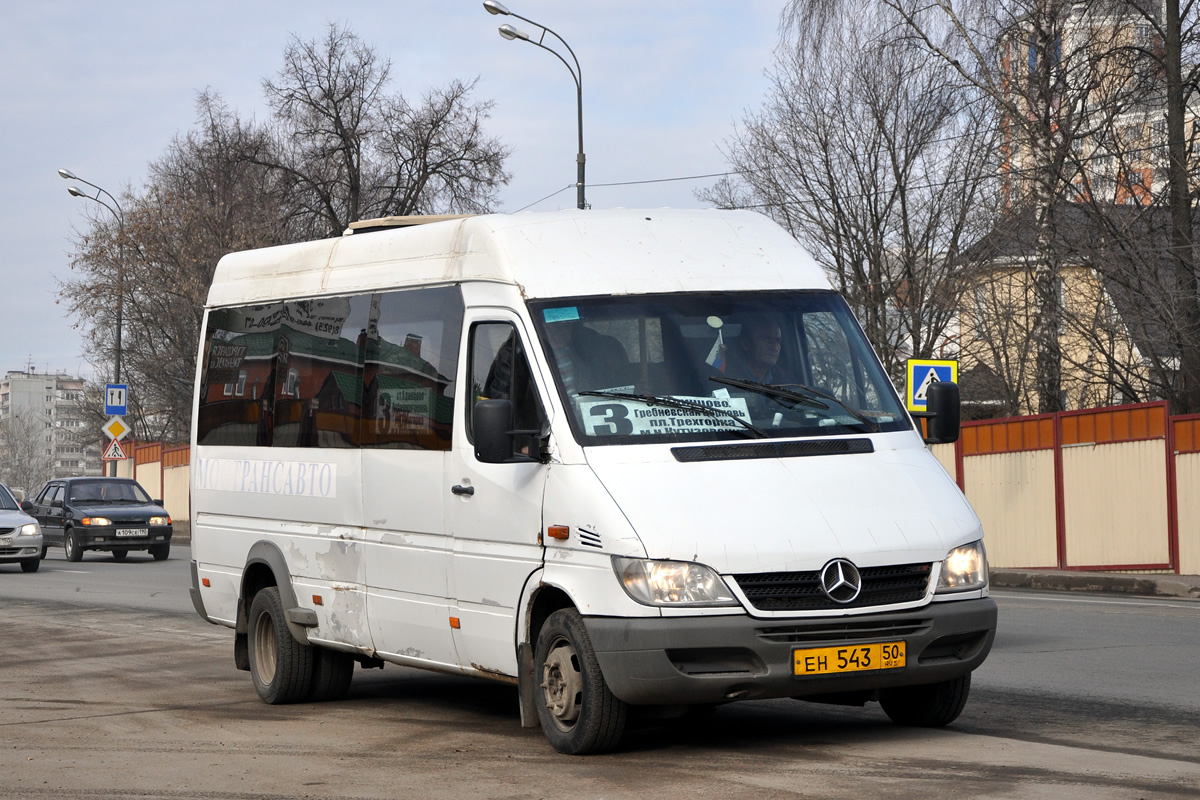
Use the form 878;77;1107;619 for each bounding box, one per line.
747;323;782;369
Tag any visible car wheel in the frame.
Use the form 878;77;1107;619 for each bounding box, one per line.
111;550;128;561
20;558;40;573
879;674;971;728
308;647;355;702
64;530;83;563
247;586;313;704
534;608;627;755
40;546;48;560
149;543;170;561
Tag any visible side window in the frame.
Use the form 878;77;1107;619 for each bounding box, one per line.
272;297;370;448
362;286;464;451
197;287;464;450
48;485;64;506
469;322;545;454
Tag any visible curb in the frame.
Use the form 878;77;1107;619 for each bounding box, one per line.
991;569;1200;600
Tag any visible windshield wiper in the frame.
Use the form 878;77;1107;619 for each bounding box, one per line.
708;376;881;433
577;390;767;438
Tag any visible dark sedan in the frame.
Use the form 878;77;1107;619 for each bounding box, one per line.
24;477;172;562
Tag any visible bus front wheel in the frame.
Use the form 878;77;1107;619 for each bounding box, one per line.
533;608;627;755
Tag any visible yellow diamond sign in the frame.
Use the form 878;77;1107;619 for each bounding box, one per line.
102;416;130;441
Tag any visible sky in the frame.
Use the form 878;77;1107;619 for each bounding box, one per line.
1;0;784;383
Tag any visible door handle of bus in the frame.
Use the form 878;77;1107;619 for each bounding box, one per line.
451;484;475;496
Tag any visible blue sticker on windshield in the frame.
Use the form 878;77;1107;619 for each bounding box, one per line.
544;307;581;323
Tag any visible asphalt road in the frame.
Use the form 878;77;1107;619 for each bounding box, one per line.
1;548;1197;799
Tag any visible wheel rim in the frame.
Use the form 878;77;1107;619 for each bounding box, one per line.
64;535;74;558
252;608;277;687
540;636;582;730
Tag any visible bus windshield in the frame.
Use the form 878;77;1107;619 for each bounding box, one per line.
529;291;910;445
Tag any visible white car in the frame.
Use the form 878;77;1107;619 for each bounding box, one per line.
0;483;42;572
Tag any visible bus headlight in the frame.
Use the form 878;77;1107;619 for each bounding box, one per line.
612;557;740;607
936;541;988;593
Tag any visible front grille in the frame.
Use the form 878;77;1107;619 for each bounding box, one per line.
733;562;932;611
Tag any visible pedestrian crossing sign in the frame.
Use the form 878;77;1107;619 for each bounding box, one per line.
102;439;127;461
906;359;958;412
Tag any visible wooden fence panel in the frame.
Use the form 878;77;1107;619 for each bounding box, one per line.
1061;440;1169;568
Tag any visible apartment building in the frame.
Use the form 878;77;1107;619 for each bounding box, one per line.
0;368;102;493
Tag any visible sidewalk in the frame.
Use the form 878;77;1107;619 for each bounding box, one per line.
991;568;1200;600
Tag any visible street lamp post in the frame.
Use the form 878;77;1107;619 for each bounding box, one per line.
58;169;125;386
59;168;125;477
483;1;587;210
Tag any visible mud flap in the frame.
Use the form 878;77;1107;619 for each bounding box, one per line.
517;641;539;728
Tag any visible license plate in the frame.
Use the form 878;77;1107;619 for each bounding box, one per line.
793;641;906;676
115;528;146;537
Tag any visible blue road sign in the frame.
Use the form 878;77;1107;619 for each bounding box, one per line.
105;384;128;416
906;360;957;412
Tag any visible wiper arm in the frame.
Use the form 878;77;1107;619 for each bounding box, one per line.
708;376;881;433
577;390;767;438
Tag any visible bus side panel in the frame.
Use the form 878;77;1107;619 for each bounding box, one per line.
191;447;368;648
361;449;459;668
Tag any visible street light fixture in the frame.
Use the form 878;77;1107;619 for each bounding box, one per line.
59;168;127;475
484;2;587;210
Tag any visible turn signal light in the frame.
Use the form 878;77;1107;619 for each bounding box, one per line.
547;525;569;540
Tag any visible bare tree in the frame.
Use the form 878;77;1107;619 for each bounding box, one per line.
852;0;1200;413
0;411;55;497
62;24;513;440
702;2;997;383
62;96;285;442
251;24;511;237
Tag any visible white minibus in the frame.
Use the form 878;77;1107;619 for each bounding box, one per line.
189;208;996;754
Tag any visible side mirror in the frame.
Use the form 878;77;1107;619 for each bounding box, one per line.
474;399;517;464
923;381;961;444
19;500;33;513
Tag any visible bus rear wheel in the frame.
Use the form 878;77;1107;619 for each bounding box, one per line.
247;587;313;704
534;608;627;755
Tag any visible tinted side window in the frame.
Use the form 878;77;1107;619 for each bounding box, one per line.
362;287;464;451
197;287;464;451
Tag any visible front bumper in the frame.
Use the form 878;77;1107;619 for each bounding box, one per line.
584;597;997;705
0;540;42;562
76;526;173;550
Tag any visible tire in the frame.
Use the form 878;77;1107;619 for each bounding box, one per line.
533;608;627;755
247;587;314;704
20;558;40;573
111;550;128;561
308;648;355;702
879;673;971;728
40;546;48;560
64;530;83;563
149;543;170;561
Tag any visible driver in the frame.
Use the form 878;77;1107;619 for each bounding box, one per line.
724;318;782;383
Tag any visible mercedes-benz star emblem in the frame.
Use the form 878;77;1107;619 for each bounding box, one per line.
820;558;862;603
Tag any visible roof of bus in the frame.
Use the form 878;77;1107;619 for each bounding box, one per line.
205;208;831;308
